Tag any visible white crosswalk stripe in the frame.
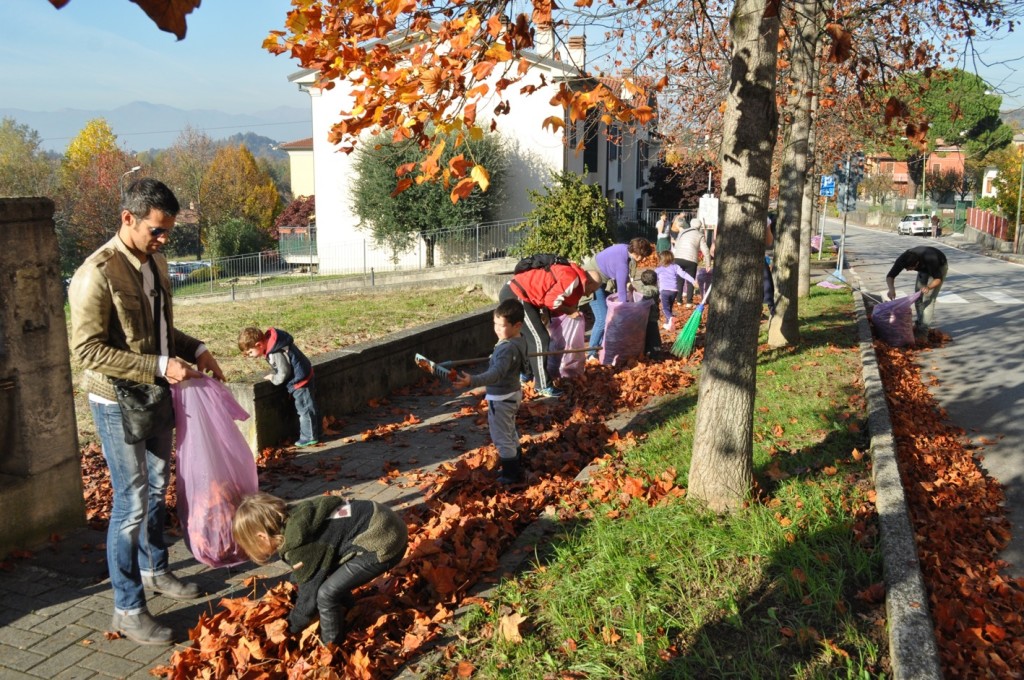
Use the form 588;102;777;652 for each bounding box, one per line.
975;290;1023;305
888;290;968;304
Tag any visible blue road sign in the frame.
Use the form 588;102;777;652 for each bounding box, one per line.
820;174;836;197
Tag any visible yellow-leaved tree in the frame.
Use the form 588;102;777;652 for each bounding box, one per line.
199;144;281;256
56;118;136;275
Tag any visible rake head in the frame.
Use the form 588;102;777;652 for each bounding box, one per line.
414;353;458;383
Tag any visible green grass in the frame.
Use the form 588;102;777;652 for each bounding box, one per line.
438;288;887;679
68;286;492;443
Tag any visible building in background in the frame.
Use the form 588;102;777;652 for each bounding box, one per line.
288;26;659;274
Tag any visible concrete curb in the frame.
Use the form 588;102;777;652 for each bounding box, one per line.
849;267;943;680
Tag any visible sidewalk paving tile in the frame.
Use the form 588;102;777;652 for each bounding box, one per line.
0;646;47;673
18;642;91;677
77;650;146;678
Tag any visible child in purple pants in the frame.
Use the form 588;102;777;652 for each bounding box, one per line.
654;250;697;330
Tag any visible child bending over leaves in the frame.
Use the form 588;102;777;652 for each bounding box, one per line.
232;492;408;646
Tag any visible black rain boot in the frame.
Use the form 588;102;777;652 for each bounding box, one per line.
497;450;524;485
317;607;346;646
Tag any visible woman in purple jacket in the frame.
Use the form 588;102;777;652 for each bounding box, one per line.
581;237;654;357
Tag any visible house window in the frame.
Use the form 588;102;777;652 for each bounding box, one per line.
583;111;599;173
636;140;648;188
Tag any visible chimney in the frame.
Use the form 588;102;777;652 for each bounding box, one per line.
567;35;586;70
534;21;554;58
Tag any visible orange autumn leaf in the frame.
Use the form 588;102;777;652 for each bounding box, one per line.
450;177;476;203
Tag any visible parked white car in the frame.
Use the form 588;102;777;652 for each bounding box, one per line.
897;214;934;236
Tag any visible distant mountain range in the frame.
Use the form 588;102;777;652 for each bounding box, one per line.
0;101;312;153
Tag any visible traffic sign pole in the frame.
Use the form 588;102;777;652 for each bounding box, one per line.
818;196;827;260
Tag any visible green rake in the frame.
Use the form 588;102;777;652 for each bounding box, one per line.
670;286;711;358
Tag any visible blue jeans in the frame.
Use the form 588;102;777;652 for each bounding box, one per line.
90;400;173;614
763;258;776;315
293;380;321;443
659;290;677;321
588;287;609;356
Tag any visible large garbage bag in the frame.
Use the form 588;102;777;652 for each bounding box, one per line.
599;292;653;366
172;376;258;567
870;291;922;347
547;313;586;378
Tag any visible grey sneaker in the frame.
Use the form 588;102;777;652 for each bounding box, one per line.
142;572;202;600
111;611;174;645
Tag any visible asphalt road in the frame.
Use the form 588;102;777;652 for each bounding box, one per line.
831;222;1024;578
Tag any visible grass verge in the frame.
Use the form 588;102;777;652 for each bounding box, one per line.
434;288;888;679
68;286;492;443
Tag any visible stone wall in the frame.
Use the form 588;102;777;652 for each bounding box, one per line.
227;307;499;453
0;198;85;557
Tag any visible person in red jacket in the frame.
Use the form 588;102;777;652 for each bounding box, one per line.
498;259;601;397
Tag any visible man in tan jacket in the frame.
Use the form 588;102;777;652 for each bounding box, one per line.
69;178;225;644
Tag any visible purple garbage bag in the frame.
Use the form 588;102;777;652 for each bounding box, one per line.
172;376;258;567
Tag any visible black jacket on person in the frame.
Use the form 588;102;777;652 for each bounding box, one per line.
887;246;947;281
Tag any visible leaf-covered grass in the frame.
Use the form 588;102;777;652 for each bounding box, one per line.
437;289;888;679
68;286;492;442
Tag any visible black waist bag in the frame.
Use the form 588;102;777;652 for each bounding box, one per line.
111;378;174;444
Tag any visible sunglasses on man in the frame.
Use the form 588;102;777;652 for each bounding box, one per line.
149;227;170;238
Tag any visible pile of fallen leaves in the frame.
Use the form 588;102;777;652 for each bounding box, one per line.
152;342;698;679
875;335;1024;678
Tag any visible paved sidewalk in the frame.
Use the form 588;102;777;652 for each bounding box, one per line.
0;385;495;680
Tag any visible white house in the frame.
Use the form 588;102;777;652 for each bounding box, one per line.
287;26;659;274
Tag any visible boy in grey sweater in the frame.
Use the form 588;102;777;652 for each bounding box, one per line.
453;299;529;484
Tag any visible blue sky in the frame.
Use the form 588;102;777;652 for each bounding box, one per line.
0;1;1019;117
0;0;309;113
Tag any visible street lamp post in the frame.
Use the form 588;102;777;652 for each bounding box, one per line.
119;166;141;199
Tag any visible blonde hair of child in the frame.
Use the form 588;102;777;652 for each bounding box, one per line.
658;250;675;266
238;327;265;353
232;492;288;564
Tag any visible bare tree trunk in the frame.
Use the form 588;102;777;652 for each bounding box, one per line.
767;0;822;347
688;0;780;513
798;72;819;298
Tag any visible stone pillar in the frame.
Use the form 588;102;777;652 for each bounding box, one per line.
0;198;85;557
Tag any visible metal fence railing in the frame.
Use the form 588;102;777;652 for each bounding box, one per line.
168;210;706;300
168;218;535;299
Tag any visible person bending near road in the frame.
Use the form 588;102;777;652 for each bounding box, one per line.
499;258;601;397
69;178;225;645
885;245;948;338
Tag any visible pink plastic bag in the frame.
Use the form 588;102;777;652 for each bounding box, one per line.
172;376;258;567
871;291;922;347
547;313;586;378
599;293;653;366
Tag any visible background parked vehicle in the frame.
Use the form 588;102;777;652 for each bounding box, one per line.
897;214;935;236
